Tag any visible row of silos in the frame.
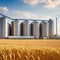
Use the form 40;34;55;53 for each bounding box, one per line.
34;21;49;39
11;20;26;36
39;19;54;38
11;20;32;36
10;19;54;38
0;16;54;39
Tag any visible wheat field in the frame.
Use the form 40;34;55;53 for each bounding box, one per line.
0;39;60;60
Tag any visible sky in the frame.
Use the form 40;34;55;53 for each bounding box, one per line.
0;0;60;35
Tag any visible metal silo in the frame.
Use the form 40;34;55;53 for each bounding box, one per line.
24;20;30;36
34;21;40;39
33;20;39;38
48;19;54;38
0;16;8;38
11;20;20;36
41;20;49;38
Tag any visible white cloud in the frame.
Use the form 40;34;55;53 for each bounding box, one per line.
0;6;51;19
23;0;60;8
24;0;39;5
7;10;31;19
45;0;60;8
0;7;9;13
7;10;51;19
31;14;51;19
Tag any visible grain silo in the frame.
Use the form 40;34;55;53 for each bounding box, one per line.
42;20;49;38
24;20;30;36
33;21;39;38
11;20;20;36
48;19;54;38
0;16;8;38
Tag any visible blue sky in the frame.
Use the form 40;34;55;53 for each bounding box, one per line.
0;0;60;35
0;0;60;19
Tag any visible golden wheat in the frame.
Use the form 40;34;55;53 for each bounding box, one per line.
0;47;59;60
0;39;60;60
